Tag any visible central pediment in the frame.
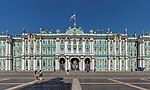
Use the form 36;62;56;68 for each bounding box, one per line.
66;26;84;34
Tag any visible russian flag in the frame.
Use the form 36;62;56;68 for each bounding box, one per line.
70;14;75;21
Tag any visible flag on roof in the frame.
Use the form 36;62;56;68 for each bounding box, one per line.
70;14;75;21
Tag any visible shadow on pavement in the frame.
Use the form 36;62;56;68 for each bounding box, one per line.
20;77;72;90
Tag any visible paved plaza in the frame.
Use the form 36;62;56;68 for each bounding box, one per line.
0;71;150;90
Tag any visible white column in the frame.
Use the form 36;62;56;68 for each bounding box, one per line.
120;58;122;71
138;42;142;67
108;38;110;71
82;39;85;54
91;40;94;54
76;41;79;54
82;59;85;71
90;39;92;54
91;59;95;71
125;58;128;71
142;41;145;67
5;41;9;70
71;41;73;54
68;59;71;70
79;59;82;71
114;59;116;70
39;38;42;70
56;38;60;54
55;59;58;70
28;36;30;70
65;59;67;71
114;36;116;70
64;40;68;54
125;38;128;56
8;43;12;70
108;39;110;55
119;37;122;56
22;39;25;70
33;38;36;70
108;58;110;71
58;59;60;70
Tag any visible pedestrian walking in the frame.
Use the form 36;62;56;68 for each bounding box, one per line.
87;69;89;73
39;70;43;80
34;70;39;81
66;69;69;75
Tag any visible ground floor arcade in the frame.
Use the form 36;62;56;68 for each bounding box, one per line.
55;57;95;71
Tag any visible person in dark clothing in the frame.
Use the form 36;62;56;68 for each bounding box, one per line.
39;70;43;80
34;70;38;81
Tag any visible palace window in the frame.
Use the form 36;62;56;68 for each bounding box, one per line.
73;40;76;44
122;41;123;45
145;50;147;56
13;51;15;56
37;61;39;66
86;40;89;44
0;49;1;55
43;41;45;44
26;61;28;66
48;41;50;44
37;41;39;44
61;40;63;44
53;40;55;44
95;40;96;44
43;61;46;66
68;40;71;44
3;49;5;55
79;40;82;44
26;41;28;44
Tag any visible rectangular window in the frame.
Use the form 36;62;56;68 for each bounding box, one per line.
48;41;50;44
43;41;45;44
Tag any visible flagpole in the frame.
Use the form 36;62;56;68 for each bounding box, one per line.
74;13;76;27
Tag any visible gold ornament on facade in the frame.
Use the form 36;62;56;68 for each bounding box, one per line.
64;39;67;42
82;40;85;42
73;44;76;47
116;35;119;40
68;46;71;48
73;31;77;34
90;40;93;42
86;46;89;48
56;40;60;42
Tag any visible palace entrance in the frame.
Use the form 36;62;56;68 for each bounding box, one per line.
59;58;65;71
85;58;90;71
71;58;79;71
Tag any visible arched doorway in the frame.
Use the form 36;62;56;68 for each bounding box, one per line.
59;58;65;71
71;58;79;71
85;58;90;71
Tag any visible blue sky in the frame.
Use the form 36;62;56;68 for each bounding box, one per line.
0;0;150;36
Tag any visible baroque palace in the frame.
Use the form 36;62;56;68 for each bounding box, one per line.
0;24;150;71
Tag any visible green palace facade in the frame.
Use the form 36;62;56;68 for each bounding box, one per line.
0;24;150;71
